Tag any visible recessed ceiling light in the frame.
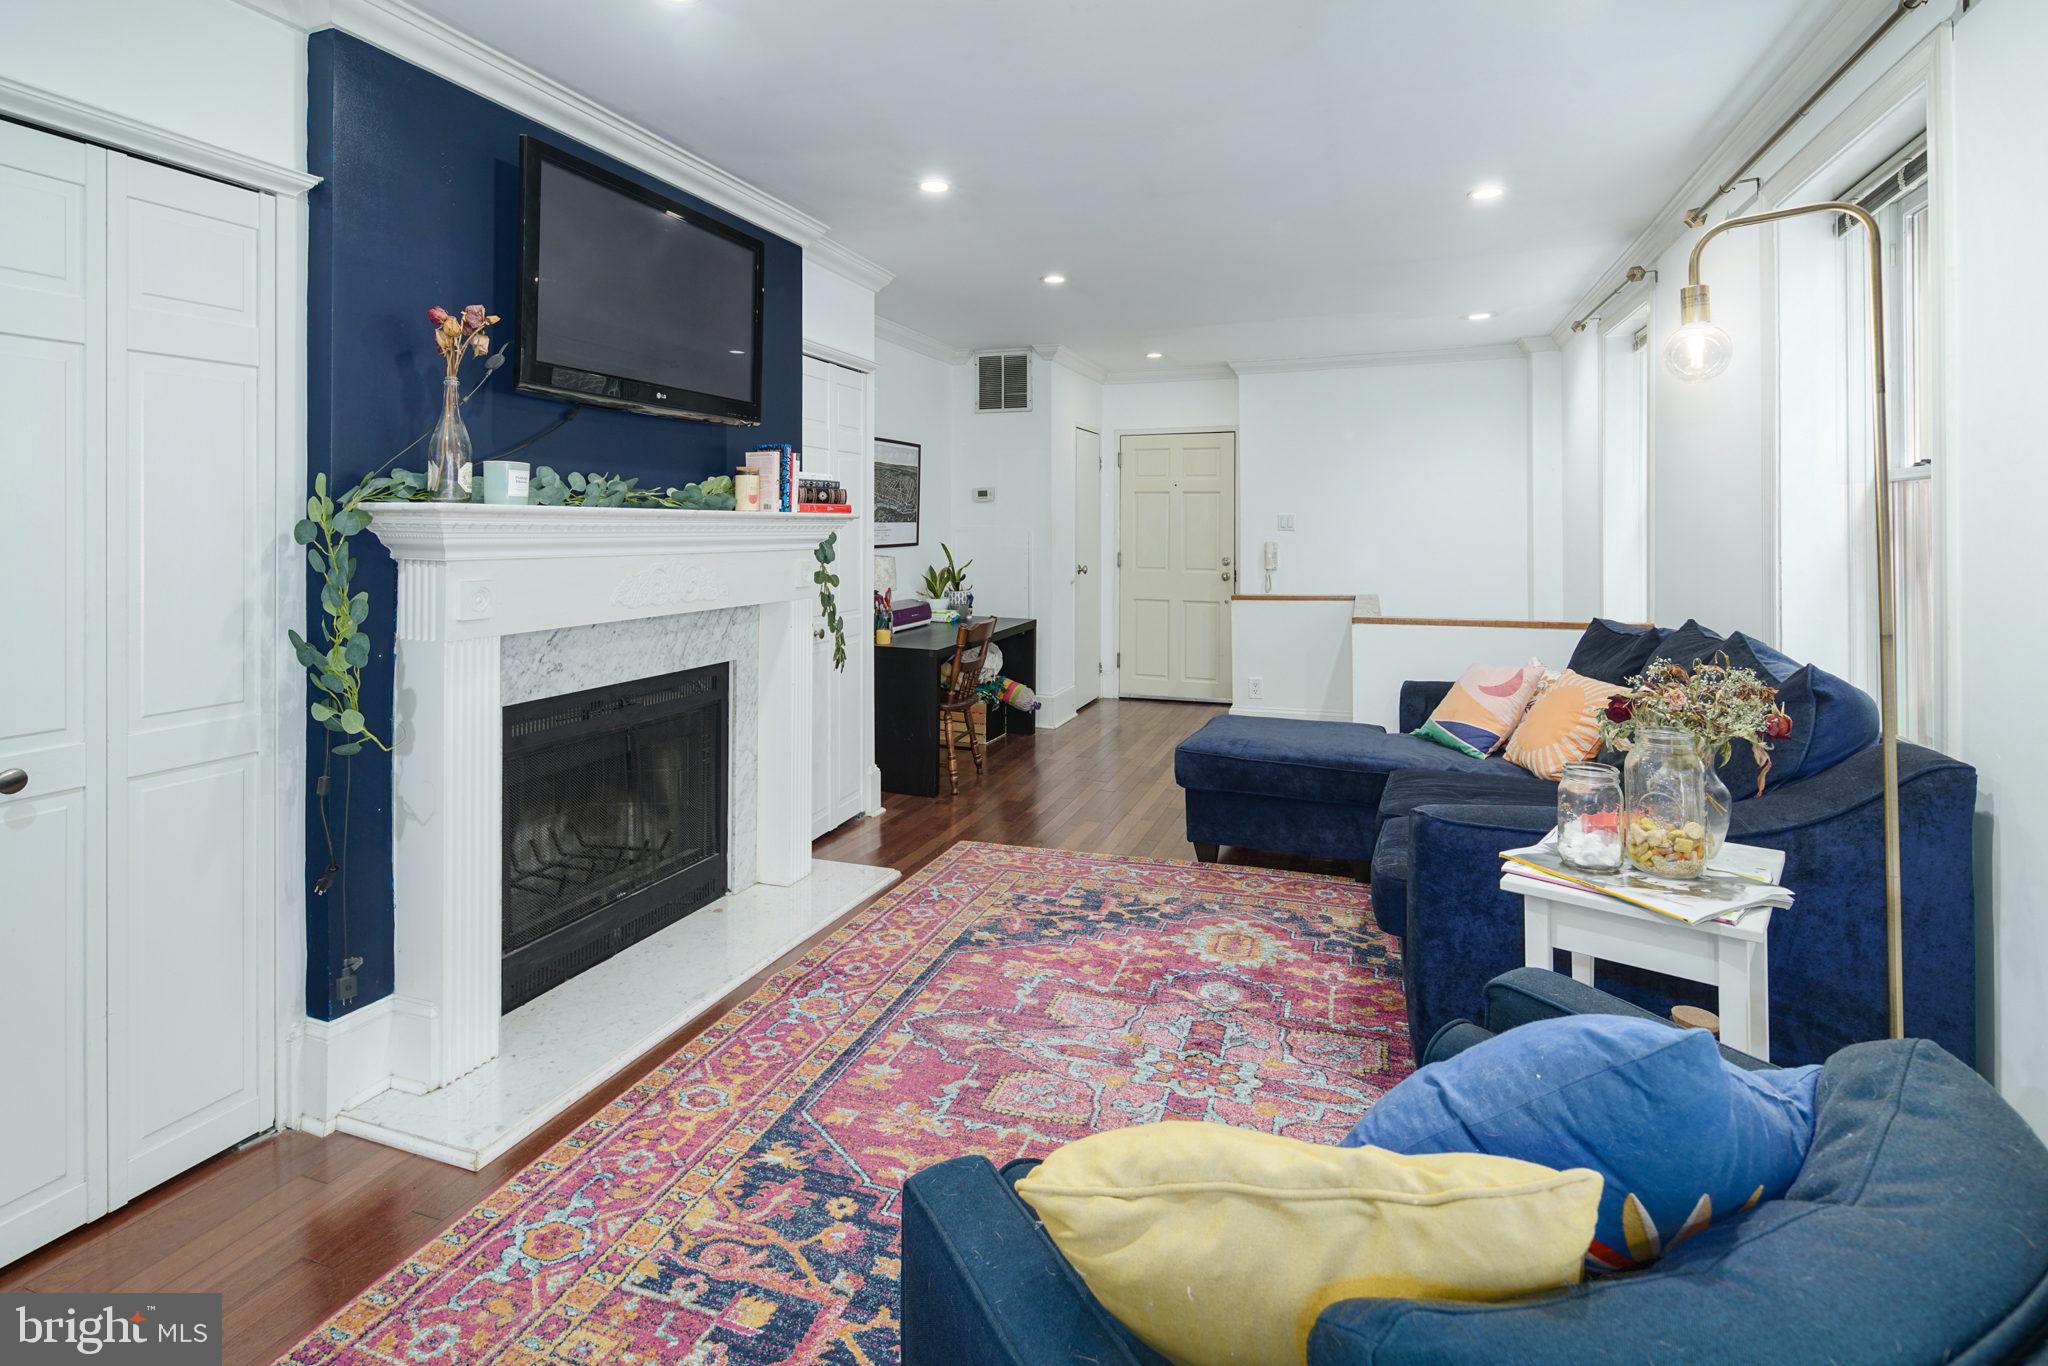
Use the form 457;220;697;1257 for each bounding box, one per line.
1041;273;1067;285
918;177;951;194
1146;352;1164;360
1465;312;1494;321
1467;183;1506;202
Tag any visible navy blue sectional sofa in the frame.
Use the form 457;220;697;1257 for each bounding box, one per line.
901;969;2048;1365
1175;619;1979;1068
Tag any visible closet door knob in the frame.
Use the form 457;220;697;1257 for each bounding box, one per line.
0;769;26;796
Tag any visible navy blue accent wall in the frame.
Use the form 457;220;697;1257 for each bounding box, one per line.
303;30;803;1019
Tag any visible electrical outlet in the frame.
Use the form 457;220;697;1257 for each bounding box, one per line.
1278;514;1296;531
1247;676;1265;700
973;486;995;503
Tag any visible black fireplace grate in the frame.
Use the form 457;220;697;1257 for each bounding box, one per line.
501;664;729;1013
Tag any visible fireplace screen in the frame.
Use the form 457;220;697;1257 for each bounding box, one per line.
501;664;729;1012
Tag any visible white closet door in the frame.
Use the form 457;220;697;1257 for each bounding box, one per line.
0;120;109;1266
826;364;869;825
103;154;274;1201
803;355;871;838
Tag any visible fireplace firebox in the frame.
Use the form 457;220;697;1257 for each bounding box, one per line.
501;664;729;1012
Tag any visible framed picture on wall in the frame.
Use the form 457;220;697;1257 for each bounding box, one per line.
874;438;921;547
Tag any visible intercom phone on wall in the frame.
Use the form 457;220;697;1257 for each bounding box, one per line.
1261;541;1278;592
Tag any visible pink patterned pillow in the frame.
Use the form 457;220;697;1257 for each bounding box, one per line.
1413;661;1545;758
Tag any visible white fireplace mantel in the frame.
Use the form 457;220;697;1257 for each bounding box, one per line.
363;502;852;1093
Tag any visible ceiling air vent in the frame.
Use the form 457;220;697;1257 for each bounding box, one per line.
975;352;1030;412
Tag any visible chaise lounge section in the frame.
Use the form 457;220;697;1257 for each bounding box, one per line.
1175;620;1979;1068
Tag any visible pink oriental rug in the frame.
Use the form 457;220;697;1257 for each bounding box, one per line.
281;841;1412;1365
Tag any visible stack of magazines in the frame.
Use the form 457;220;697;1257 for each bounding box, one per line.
1501;830;1793;926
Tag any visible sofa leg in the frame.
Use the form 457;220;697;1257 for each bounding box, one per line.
1193;842;1220;864
1352;859;1372;884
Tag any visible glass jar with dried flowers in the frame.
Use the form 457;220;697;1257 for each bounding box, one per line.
1599;656;1794;874
424;303;499;500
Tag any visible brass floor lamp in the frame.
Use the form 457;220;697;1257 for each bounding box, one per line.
1663;201;1905;1039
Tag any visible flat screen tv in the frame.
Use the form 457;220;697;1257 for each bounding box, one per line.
517;136;765;425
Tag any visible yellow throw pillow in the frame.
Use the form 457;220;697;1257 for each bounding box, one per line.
1505;669;1622;780
1015;1121;1600;1366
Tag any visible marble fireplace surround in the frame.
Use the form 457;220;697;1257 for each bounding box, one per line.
338;503;865;1114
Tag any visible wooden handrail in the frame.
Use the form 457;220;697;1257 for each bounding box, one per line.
1351;615;1623;629
1230;594;1358;603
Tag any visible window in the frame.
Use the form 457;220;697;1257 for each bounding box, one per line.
1843;139;1942;747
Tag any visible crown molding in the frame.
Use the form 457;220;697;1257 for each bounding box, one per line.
1103;363;1238;385
806;237;894;293
1229;343;1529;377
1517;336;1561;355
1041;346;1108;384
307;0;837;250
874;318;968;365
0;73;321;197
1549;0;1923;344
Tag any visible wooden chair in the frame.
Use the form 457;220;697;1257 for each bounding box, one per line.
939;619;997;796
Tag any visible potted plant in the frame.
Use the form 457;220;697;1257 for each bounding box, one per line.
920;543;975;613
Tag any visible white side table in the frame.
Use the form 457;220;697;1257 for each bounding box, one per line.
1502;849;1783;1061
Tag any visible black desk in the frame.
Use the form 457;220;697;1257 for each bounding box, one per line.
874;617;1037;797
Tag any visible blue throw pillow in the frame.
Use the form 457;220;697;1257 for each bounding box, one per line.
1567;619;1669;685
1725;631;1877;785
1341;1016;1820;1271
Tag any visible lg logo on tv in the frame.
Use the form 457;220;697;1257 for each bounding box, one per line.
4;1296;220;1364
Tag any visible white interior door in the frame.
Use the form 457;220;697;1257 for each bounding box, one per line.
1073;427;1101;709
102;154;275;1202
1118;432;1236;701
0;119;109;1266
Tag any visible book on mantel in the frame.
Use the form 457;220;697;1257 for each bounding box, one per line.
1500;830;1792;927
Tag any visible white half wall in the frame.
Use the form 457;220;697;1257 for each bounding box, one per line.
0;0;306;172
1350;620;1587;729
1953;0;2048;1133
1235;357;1534;615
1231;599;1353;722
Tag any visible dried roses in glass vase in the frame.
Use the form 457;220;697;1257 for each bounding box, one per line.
1599;656;1793;875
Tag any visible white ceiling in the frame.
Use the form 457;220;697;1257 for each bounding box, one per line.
407;0;1840;371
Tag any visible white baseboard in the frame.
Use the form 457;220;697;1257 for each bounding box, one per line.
1037;686;1079;729
1228;702;1353;723
288;997;398;1131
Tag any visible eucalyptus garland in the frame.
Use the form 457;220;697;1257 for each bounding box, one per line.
814;531;846;669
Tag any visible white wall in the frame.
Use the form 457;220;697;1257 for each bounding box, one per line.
943;355;1047;621
1953;0;2048;1133
871;337;956;598
1235;358;1534;614
1526;347;1566;617
1;0;306;172
1559;327;1604;617
1102;375;1240;435
801;258;877;363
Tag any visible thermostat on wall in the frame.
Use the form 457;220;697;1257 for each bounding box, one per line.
973;486;995;503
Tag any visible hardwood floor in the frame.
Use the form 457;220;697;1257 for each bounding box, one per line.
1;698;1335;1364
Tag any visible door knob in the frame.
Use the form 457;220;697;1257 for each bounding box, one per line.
0;768;26;796
814;627;826;640
1220;570;1233;582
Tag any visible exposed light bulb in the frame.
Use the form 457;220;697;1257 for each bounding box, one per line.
1664;320;1734;382
918;177;951;194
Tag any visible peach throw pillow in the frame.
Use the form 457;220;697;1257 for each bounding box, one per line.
1506;670;1622;779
